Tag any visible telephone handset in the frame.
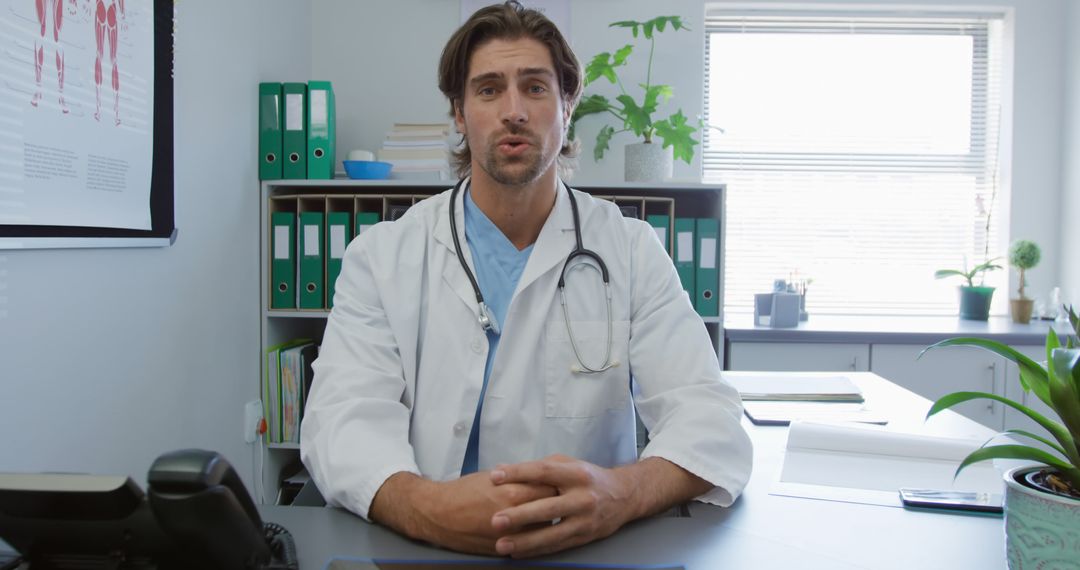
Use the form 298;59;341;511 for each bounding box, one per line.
147;449;297;569
0;449;297;570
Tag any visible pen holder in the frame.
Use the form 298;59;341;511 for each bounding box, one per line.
754;292;801;328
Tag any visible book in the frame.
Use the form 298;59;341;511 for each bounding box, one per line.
742;401;888;426
724;372;864;403
377;147;450;161
771;421;1004;508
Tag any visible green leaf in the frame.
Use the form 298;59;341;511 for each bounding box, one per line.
953;445;1080;484
922;337;1051;407
640;84;673;115
926;391;1076;464
643;20;655;39
568;94;613;141
934;269;970;283
1002;429;1068;457
617;95;651;137
652;109;699;164
610;20;640;38
594;125;615;161
1049;348;1080;457
584;52;615;86
671;16;687;31
613;44;634;66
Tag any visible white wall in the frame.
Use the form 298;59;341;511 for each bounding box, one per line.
1061;0;1080;306
312;0;1068;307
0;0;309;490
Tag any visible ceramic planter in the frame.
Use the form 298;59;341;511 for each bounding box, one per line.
959;286;995;321
1004;465;1080;568
1010;299;1034;324
624;142;672;182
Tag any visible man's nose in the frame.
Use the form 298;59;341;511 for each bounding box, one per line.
500;90;528;126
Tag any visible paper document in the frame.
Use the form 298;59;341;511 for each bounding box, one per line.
724;373;864;402
772;421;1003;507
742;401;887;426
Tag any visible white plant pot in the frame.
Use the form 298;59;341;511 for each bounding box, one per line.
624;142;672;182
1004;465;1080;568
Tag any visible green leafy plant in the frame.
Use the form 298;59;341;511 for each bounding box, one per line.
934;257;1002;288
921;304;1080;498
1008;239;1041;299
569;16;699;164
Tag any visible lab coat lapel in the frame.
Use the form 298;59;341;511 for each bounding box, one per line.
515;182;576;296
433;180;482;314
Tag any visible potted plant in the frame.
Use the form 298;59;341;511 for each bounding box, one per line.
934;257;1002;321
569;15;699;182
1008;239;1041;324
921;305;1080;568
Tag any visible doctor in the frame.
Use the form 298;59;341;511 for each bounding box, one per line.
301;1;752;559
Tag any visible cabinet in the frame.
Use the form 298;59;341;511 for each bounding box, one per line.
727;342;869;372
258;179;727;503
870;344;1005;431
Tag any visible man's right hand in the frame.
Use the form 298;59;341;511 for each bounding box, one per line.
369;471;557;555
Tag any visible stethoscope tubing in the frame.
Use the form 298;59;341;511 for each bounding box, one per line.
448;178;617;374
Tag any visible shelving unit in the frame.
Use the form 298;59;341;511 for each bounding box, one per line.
257;179;726;503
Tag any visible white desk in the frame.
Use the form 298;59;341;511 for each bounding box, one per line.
260;372;1005;569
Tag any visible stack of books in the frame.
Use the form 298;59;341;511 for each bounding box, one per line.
377;122;453;180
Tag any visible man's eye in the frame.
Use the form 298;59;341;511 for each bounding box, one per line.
529;84;547;94
479;87;496;96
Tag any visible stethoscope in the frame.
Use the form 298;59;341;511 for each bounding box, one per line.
449;178;618;374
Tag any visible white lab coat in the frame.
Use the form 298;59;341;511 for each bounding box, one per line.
300;181;752;520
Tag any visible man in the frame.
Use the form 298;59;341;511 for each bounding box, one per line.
301;2;751;559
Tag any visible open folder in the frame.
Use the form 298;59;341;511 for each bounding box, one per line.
771;421;1004;508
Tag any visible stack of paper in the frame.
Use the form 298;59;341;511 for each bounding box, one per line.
727;374;864;402
378;123;452;180
723;373;885;425
772;421;1004;507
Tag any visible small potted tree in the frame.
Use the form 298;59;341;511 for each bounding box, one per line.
1008;239;1041;324
921;305;1080;568
934;258;1002;320
569;16;699;182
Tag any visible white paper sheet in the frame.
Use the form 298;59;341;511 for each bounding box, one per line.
772;421;1003;507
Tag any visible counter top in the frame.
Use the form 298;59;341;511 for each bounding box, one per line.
723;313;1072;345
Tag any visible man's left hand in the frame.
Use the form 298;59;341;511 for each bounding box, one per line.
487;454;640;558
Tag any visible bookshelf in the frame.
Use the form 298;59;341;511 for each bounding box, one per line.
258;179;726;503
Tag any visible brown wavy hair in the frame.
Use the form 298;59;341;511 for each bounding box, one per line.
438;1;582;178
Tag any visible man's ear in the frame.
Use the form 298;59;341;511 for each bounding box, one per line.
453;100;467;135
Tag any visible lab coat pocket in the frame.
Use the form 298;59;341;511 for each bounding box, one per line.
544;320;631;418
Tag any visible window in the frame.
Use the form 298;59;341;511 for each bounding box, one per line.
704;10;1009;315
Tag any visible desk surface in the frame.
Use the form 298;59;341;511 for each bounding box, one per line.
260;373;1005;570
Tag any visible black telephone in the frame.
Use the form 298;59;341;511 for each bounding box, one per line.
0;449;297;570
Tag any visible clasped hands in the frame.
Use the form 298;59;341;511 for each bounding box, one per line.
416;455;641;558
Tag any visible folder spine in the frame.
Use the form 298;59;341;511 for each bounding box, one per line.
307;81;335;180
695;218;720;317
673;218;696;304
282;82;308;179
259;83;283;180
298;212;325;309
270;212;296;309
325;211;350;309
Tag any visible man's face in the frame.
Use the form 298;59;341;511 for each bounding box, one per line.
455;37;570;187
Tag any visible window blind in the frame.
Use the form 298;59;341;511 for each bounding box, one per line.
703;10;1008;315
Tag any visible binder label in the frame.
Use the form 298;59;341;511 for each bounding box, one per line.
653;227;666;248
304;225;320;256
330;225;346;259
677;232;693;262
700;238;717;269
286;94;304;131
358;224;376;234
310;91;328;128
274;226;289;259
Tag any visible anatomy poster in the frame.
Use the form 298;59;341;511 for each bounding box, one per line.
1;0;153;230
